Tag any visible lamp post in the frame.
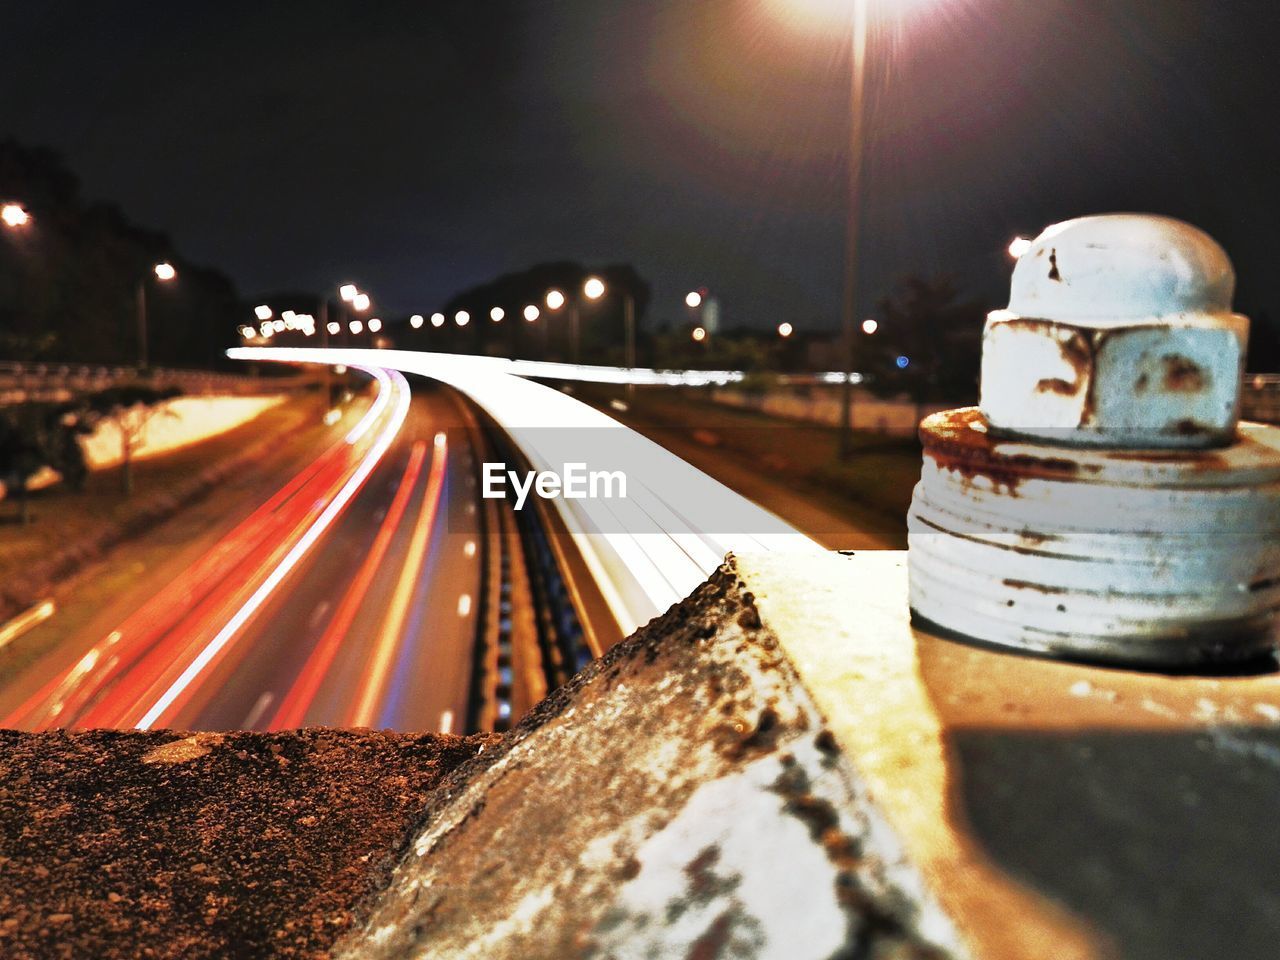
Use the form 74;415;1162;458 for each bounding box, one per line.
836;0;870;459
136;261;176;371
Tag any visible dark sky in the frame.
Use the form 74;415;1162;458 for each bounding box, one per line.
3;0;1279;332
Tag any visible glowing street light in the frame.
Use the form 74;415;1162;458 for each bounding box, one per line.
545;289;566;311
583;276;606;301
523;304;540;322
410;314;425;329
861;318;879;335
490;307;505;322
430;312;446;328
368;318;382;333
349;320;363;335
692;326;707;343
778;322;794;338
134;262;178;369
455;310;471;327
154;262;176;282
352;292;371;312
1008;236;1034;258
685;291;703;309
340;284;358;302
2;203;31;229
254;304;273;321
327;321;341;336
259;324;272;338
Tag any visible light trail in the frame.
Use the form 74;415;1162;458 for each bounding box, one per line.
0;386;375;730
348;431;448;728
230;348;822;638
266;434;427;730
135;368;411;730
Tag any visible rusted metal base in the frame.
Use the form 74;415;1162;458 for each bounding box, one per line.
908;408;1280;667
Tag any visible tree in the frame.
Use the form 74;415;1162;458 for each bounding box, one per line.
67;384;181;495
861;276;987;404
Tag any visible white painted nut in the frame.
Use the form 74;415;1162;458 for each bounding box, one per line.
980;215;1249;448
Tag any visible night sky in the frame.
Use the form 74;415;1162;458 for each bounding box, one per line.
3;0;1278;333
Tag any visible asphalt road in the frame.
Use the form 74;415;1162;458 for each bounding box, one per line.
2;375;502;734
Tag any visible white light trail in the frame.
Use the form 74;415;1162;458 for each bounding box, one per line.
135;368;412;730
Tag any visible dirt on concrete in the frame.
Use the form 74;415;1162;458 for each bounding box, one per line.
0;728;495;960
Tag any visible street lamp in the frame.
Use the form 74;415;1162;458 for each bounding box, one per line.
349;320;363;335
1;203;31;229
410;314;425;329
254;304;273;321
1008;236;1033;258
778;322;795;338
327;321;341;336
861;318;879;335
368;318;382;333
455;310;471;327
136;261;177;370
692;326;708;343
685;290;703;309
523;304;540;322
352;292;371;313
545;289;566;311
339;284;358;302
490;307;505;323
430;312;446;328
583;276;606;301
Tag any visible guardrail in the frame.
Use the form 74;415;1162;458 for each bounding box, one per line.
0;362;308;406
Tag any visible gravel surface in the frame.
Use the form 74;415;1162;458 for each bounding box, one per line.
0;728;495;959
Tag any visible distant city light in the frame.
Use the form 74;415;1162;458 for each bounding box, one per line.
545;289;566;310
368;318;382;333
339;284;358;302
490;307;505;322
896;355;911;369
271;319;286;333
523;304;540;322
861;318;879;335
254;304;273;321
1;203;30;228
692;326;707;343
259;324;272;338
349;320;363;334
410;314;424;329
238;325;254;338
777;322;794;338
685;291;703;308
327;321;341;336
282;310;297;326
584;277;606;300
431;312;446;328
455;310;471;327
154;262;176;281
352;292;371;312
1008;236;1034;258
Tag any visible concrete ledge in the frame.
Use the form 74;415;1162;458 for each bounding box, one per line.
336;559;958;959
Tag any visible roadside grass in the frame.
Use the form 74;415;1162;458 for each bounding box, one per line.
575;384;922;532
0;393;326;606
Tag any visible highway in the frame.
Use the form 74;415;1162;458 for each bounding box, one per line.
1;349;816;735
0;369;537;733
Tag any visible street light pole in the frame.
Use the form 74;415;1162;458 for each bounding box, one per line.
136;278;148;371
839;0;869;460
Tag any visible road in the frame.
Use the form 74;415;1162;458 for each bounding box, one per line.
0;370;539;733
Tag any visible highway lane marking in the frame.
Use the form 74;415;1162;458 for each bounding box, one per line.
457;594;472;617
134;368;410;731
439;709;454;734
308;600;332;630
241;691;275;729
268;435;428;730
348;432;449;728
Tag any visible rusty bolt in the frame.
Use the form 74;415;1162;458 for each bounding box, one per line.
980;215;1248;449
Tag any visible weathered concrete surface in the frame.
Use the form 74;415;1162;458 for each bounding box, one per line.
743;550;1280;960
0;729;493;960
337;561;959;960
